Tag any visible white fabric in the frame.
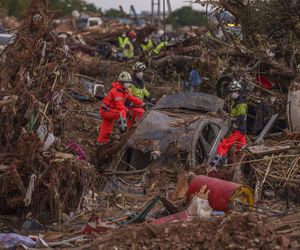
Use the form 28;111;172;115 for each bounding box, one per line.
24;174;37;206
187;197;212;218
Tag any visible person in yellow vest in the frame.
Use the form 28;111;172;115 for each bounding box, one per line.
117;30;136;61
129;62;155;102
117;31;127;50
152;36;168;56
126;62;156;126
140;37;154;55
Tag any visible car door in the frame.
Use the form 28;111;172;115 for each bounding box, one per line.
196;122;222;163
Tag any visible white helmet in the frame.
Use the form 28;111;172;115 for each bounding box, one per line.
132;62;146;72
227;80;242;91
118;71;132;83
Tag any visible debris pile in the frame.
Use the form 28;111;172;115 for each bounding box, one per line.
1;0;300;249
228;140;300;203
92;213;287;250
0;0;97;219
209;0;299;79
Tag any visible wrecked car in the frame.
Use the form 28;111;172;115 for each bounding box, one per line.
118;93;228;170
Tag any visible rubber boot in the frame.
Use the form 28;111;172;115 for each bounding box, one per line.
118;117;128;133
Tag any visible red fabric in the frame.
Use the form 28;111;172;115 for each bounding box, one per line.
97;82;144;144
102;82;143;111
216;130;246;157
127;107;145;127
128;31;137;39
97;108;126;143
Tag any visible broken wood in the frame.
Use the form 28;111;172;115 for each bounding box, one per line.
153;55;201;67
247;145;291;155
0;95;18;106
104;169;149;176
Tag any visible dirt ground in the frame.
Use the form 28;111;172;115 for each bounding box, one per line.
90;213;288;250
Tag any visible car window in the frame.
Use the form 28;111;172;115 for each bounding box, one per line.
196;122;221;164
202;123;220;146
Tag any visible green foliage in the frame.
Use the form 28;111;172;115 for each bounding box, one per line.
0;0;99;18
166;6;206;27
104;8;124;18
0;0;30;17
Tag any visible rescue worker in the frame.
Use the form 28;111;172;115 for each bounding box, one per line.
97;71;145;145
123;30;136;61
127;62;156;127
117;31;136;61
152;36;168;56
210;80;247;167
140;37;154;55
117;31;127;50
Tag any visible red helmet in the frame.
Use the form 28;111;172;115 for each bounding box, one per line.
128;30;137;40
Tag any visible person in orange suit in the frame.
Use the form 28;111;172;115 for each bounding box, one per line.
97;71;145;145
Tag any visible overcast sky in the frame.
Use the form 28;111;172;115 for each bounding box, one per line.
86;0;204;12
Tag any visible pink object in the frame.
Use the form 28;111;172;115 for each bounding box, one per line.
67;141;85;160
150;210;189;225
83;214;112;234
257;76;274;90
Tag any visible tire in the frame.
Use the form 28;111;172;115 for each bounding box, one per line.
216;75;233;98
97;42;112;59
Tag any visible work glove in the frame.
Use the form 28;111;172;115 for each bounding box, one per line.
118;117;128;133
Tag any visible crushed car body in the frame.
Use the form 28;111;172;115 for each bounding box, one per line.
118;93;228;170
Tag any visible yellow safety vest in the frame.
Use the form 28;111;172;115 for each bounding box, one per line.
129;84;150;100
152;41;168;55
118;36;128;49
141;40;154;53
123;39;134;58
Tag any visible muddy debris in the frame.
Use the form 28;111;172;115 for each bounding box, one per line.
0;0;98;219
91;213;287;250
0;0;300;249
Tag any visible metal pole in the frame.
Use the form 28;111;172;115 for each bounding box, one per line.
151;0;154;25
163;0;166;34
167;0;172;14
157;0;161;30
167;0;174;33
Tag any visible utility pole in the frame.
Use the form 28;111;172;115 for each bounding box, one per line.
157;0;161;29
151;0;172;30
151;0;161;28
163;0;166;34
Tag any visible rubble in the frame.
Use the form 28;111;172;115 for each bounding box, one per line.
1;0;300;249
91;213;287;250
0;0;98;219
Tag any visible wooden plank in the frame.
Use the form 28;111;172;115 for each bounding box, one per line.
247;144;291;155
